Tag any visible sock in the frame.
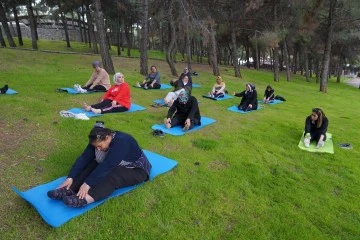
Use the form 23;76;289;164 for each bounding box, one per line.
62;195;88;208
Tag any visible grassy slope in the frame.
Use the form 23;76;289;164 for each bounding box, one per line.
0;42;359;240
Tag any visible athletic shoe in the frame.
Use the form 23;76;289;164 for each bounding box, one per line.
135;82;141;87
60;110;76;118
91;108;102;114
304;137;310;148
164;118;171;129
74;113;90;120
316;140;325;149
47;187;75;200
62;195;87;208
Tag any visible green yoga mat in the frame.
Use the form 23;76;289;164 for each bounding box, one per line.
298;132;334;154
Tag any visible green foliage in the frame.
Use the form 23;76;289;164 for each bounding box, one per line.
1;43;360;239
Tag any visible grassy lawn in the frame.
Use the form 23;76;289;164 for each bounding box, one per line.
0;41;360;239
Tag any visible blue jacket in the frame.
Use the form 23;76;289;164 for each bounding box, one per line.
68;131;152;187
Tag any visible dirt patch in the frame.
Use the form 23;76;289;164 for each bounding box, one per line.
208;160;229;171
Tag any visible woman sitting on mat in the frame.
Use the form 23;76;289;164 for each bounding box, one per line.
303;108;328;148
83;72;131;114
233;83;258;111
47;122;152;208
208;76;226;98
163;75;192;107
80;61;111;92
136;65;161;89
263;85;275;103
164;90;201;131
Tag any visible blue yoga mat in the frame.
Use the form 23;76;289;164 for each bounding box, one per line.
153;99;167;106
192;83;201;88
258;99;283;105
227;105;263;114
12;150;178;228
67;104;146;117
58;88;100;94
151;116;216;136
133;84;172;90
4;88;18;95
202;94;234;101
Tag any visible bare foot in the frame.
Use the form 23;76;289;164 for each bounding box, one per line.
91;108;102;114
83;102;91;111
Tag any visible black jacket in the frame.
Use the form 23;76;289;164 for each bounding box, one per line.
235;89;258;110
167;96;201;121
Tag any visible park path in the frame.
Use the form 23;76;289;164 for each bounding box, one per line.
345;77;360;88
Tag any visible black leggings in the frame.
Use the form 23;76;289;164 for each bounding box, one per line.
83;85;107;92
70;161;147;201
170;116;201;130
91;99;129;113
141;82;161;89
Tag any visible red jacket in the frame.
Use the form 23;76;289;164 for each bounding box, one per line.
102;82;131;109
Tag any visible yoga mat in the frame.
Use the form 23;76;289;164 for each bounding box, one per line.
151;116;216;136
258;99;283;105
133;84;172;90
12;150;178;228
192;83;201;88
298;132;334;154
202;94;234;101
67;104;146;118
58;88;99;94
4;88;18;95
153;99;167;105
227;105;263;113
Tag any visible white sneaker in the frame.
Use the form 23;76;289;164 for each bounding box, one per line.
316;140;325;149
74;113;90;120
60;110;76;118
304;137;310;148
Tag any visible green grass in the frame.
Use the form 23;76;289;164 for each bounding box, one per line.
1;41;360;240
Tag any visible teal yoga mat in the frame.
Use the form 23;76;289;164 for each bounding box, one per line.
227;105;263;113
58;88;100;94
4;88;18;95
298;132;334;154
133;84;172;90
66;104;146;118
151;116;216;136
258;99;283;105
12;150;178;228
202;94;234;101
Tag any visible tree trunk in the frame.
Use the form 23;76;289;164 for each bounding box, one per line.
231;23;241;77
116;14;121;56
283;36;291;81
0;3;16;47
60;11;71;48
165;0;177;76
12;5;23;46
336;56;343;83
209;23;219;76
86;4;98;53
93;0;115;74
77;12;83;42
0;27;5;47
292;43;298;74
140;0;149;75
304;47;310;82
124;18;132;57
320;0;337;93
273;0;279;82
26;0;37;50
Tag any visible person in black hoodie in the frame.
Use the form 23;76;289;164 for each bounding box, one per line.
263;85;275;103
164;90;201;131
234;83;258;111
303;108;328;148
